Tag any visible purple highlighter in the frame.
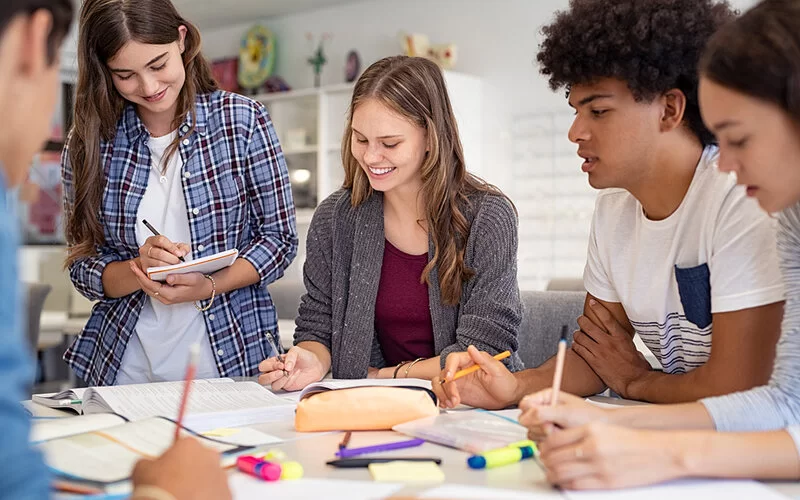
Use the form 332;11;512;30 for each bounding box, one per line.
335;438;426;458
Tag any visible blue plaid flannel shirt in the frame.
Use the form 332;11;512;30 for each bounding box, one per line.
62;90;298;386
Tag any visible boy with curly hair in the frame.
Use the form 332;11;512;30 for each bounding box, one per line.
434;0;785;407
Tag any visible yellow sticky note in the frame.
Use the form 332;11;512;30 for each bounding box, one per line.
201;428;241;438
368;461;445;483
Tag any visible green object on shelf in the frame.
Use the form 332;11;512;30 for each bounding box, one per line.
308;42;327;88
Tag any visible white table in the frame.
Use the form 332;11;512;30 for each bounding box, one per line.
26;396;800;499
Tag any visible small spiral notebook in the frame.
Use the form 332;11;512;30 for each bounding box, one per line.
146;248;238;281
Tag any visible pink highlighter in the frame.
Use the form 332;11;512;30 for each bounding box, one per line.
237;455;281;481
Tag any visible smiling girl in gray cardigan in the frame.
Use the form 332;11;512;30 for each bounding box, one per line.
259;56;523;389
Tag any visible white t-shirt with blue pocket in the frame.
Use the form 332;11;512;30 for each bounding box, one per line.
583;146;784;374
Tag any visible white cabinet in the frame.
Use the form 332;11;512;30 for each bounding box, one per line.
255;69;483;222
255;83;353;222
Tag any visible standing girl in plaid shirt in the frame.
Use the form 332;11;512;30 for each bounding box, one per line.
61;0;298;386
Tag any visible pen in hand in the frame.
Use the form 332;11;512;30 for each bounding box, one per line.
439;350;512;385
550;325;568;406
142;219;185;262
265;333;288;377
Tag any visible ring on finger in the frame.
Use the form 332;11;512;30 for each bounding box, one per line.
153;291;160;297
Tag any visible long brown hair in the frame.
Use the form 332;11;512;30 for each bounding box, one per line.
342;56;511;306
65;0;217;265
700;0;800;123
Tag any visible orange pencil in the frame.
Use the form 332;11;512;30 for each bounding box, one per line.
550;326;568;406
440;350;511;384
174;343;200;442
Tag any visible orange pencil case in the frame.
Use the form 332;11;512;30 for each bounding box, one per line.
294;386;439;432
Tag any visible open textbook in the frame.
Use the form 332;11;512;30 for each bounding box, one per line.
146;248;238;281
33;378;296;432
37;415;249;495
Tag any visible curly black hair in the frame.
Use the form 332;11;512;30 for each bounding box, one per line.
536;0;737;146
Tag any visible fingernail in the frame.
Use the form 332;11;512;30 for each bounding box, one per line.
589;299;597;306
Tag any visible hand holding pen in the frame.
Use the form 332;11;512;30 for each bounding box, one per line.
257;344;327;392
433;346;520;410
139;219;189;270
265;334;287;376
131;220;211;305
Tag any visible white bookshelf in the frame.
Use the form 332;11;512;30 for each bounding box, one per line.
254;84;353;208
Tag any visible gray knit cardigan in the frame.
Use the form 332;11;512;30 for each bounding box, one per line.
293;188;523;378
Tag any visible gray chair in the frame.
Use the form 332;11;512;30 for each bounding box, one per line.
267;278;306;320
24;282;51;352
517;290;586;369
545;278;585;292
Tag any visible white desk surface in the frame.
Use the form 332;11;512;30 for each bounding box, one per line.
26;395;800;499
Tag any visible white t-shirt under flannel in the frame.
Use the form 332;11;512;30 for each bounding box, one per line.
583;146;784;374
116;131;219;384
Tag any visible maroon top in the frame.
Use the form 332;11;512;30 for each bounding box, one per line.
374;239;436;366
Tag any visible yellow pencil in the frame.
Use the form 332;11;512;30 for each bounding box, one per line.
440;350;511;384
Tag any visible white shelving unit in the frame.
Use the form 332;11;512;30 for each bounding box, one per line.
255;83;354;209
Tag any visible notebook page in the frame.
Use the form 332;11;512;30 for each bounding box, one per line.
585;398;626;410
183;404;297;432
564;479;788;500
30;413;126;443
84;380;293;422
39;417;237;484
